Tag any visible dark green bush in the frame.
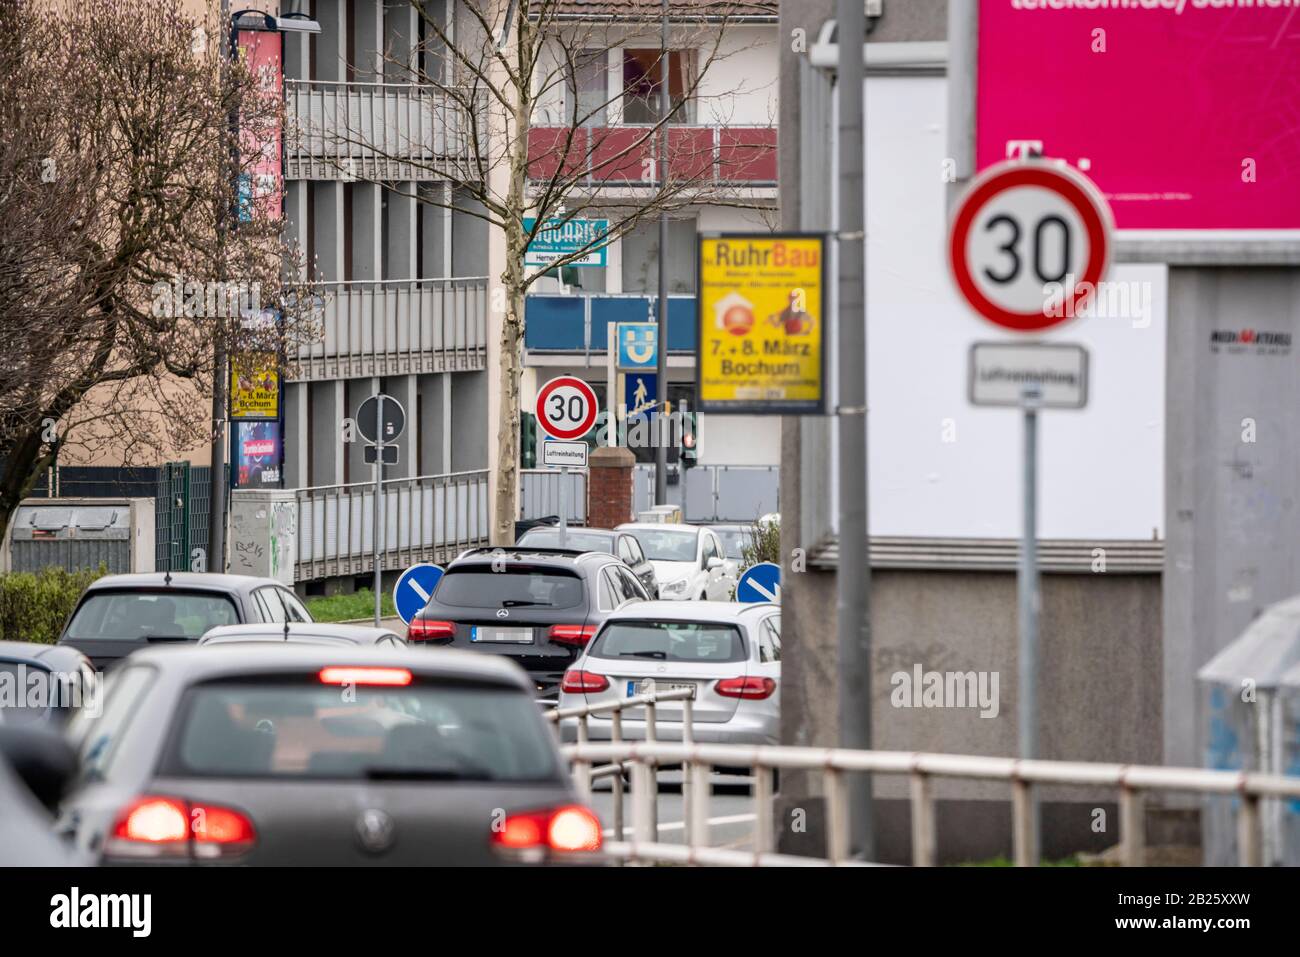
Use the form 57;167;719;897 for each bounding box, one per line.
0;564;107;644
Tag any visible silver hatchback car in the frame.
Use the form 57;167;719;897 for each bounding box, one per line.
557;601;781;745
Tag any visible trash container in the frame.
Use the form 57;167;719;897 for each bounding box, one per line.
2;498;155;574
1197;595;1300;865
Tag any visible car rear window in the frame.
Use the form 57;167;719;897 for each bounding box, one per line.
65;590;240;640
516;529;613;553
626;529;697;562
433;566;584;609
159;679;561;782
588;621;746;663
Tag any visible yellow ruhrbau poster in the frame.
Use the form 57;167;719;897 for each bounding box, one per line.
696;233;826;414
230;352;280;420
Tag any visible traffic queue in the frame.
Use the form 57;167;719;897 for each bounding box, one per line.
0;520;780;867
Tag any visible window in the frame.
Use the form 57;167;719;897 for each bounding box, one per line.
621;49;694;124
624;528;698;562
701;534;719;565
599;568;622;610
279;589;312;622
624;536;646;565
758;617;781;663
73;666;156;782
433;567;584;610
589;621;745;663
617;566;649;601
254;587;287;623
617;536;635;565
565;48;607;126
517;528;614;554
65;590;240;640
621;218;697;294
159;681;562;782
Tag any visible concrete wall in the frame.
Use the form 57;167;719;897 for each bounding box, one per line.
781;564;1163;862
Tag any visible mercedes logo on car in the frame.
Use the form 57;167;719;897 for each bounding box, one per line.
496;608;509;619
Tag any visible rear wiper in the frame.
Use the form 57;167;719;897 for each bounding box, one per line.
143;635;192;642
618;650;667;659
500;599;548;607
363;766;488;781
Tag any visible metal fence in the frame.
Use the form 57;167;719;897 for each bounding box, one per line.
294;470;489;581
552;691;1300;867
633;464;779;523
519;469;586;524
285;80;480;181
291;278;488;381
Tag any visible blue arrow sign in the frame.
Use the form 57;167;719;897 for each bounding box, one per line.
393;563;444;625
736;562;781;603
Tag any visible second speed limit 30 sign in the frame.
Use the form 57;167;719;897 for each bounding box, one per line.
948;160;1113;332
536;375;599;441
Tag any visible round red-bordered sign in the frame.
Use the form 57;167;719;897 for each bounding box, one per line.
948;160;1113;333
535;376;599;441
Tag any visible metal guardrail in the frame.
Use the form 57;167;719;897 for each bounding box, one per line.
290;278;488;381
520;469;587;524
295;470;488;581
552;692;1300;867
285;80;480;181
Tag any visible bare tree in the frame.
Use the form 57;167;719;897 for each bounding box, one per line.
0;0;318;542
303;0;777;543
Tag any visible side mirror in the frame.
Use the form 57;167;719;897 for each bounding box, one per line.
707;556;724;570
0;726;79;814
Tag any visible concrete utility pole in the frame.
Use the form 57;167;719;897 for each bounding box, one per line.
654;0;670;506
836;0;873;860
210;0;234;574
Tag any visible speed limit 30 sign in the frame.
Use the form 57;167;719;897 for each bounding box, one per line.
948;160;1113;332
536;375;599;441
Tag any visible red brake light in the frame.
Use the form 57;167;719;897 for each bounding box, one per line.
107;796;256;859
548;624;597;646
714;676;776;700
492;805;602;853
408;618;455;641
318;666;412;686
561;668;609;693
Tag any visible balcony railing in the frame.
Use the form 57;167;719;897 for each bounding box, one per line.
527;125;777;187
524;292;697;356
285;80;479;181
295;470;488;582
290;278;487;381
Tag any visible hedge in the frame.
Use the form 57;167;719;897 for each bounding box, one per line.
0;564;107;644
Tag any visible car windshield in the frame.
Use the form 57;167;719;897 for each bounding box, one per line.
433;567;584;609
626;529;698;562
589;620;746;663
159;680;561;782
65;590;240;640
516;529;614;553
714;530;752;560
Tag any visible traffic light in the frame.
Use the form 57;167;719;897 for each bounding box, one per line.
520;411;537;468
681;411;698;468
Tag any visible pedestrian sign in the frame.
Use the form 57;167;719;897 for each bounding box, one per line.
697;233;826;414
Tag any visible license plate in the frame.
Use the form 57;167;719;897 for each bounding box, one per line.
630;679;695;697
470;626;534;643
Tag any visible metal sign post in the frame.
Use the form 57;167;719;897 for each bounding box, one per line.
1018;382;1041;865
559;467;568;548
373;393;384;627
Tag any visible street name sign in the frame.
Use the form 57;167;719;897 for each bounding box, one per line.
523;217;609;267
948;160;1113;333
697;233;827;414
969;342;1089;409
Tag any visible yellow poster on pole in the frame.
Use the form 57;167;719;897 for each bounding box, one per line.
230;352;281;420
696;233;826;413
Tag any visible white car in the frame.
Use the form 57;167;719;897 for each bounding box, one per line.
558;601;781;745
615;523;735;601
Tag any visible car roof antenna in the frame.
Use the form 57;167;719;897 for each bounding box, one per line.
164;567;172;586
284;619;291;641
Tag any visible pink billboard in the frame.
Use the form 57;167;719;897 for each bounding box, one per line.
236;30;283;223
977;1;1300;230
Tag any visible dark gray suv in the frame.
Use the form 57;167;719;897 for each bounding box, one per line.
408;547;650;700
